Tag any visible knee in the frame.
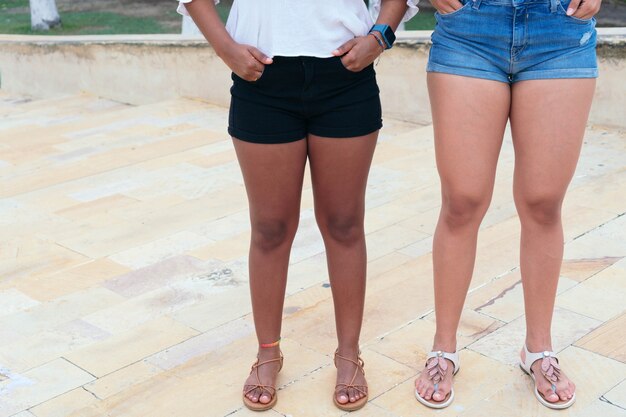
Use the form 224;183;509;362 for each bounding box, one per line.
440;193;489;229
318;213;364;246
251;218;297;252
517;195;563;226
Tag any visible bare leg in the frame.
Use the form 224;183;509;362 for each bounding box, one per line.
233;137;308;404
511;79;595;403
415;73;510;403
308;132;378;405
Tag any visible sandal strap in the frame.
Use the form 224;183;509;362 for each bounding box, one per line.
334;351;365;373
426;350;460;375
251;355;284;371
334;350;368;397
335;383;368;396
522;345;558;367
243;383;276;397
244;352;284;399
522;345;562;384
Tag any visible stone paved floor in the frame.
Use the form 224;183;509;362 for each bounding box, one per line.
0;92;624;417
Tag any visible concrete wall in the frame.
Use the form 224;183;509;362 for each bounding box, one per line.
0;29;624;127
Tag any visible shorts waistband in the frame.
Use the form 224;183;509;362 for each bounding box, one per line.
473;0;561;6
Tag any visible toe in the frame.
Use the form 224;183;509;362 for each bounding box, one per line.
543;389;559;403
562;388;571;398
259;392;271;404
349;388;356;403
424;387;434;400
337;389;349;405
432;390;444;402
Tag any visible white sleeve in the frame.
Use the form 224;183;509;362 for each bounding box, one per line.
177;0;220;17
369;0;420;24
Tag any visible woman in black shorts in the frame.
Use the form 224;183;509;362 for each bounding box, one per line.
178;0;416;411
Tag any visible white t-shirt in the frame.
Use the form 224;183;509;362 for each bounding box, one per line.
177;0;418;58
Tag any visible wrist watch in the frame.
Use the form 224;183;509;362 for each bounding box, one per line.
369;24;396;50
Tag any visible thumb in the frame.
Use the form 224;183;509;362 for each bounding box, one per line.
566;0;580;15
333;38;358;56
248;46;273;65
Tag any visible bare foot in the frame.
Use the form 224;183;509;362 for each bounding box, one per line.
521;347;576;404
243;346;282;405
415;356;455;404
335;349;368;405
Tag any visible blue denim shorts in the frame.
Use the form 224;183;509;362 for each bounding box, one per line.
427;0;598;83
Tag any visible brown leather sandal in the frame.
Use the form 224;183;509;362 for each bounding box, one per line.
242;351;283;411
333;350;368;412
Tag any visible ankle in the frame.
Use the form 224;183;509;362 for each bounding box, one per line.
525;336;553;353
257;345;281;360
336;344;360;359
432;334;457;353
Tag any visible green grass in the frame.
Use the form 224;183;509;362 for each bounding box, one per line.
405;12;436;30
1;11;168;35
0;0;28;9
0;2;234;35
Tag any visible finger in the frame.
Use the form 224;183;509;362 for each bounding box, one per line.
248;46;273;65
340;54;353;71
438;4;457;13
566;0;581;15
333;38;358;56
242;69;263;82
449;0;464;10
571;1;589;17
250;59;264;73
252;70;263;81
575;4;597;19
438;0;462;13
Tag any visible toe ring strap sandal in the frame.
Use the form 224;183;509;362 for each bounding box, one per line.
519;345;575;410
415;350;460;409
333;350;368;412
243;338;283;412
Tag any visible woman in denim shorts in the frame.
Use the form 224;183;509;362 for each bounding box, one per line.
415;0;599;410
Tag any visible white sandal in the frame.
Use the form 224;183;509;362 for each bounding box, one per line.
415;350;460;409
519;345;575;410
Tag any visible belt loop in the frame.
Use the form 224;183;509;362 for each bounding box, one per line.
550;0;558;13
472;0;482;10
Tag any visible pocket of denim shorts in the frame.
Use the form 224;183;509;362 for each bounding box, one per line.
435;0;472;18
556;0;595;23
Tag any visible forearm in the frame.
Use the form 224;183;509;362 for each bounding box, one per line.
183;0;235;57
376;0;409;31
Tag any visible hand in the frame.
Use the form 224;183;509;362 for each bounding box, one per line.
429;0;464;14
332;35;384;72
219;42;273;82
565;0;602;19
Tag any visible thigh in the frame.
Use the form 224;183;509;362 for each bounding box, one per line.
307;133;379;218
233;138;308;222
428;73;511;201
510;79;595;200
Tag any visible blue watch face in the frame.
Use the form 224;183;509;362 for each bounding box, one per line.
383;26;396;46
372;24;396;48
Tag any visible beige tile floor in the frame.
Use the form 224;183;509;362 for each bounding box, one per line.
0;92;624;417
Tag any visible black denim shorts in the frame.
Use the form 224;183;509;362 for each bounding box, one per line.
228;56;382;144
